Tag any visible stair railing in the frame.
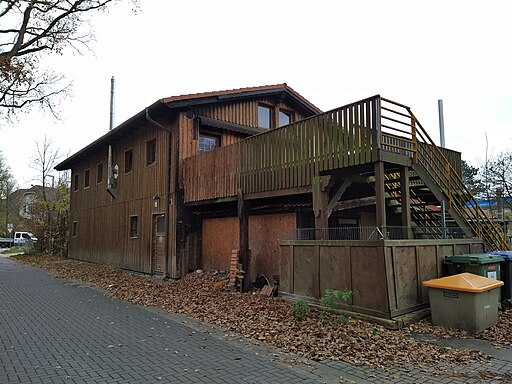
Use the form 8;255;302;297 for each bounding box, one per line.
379;97;509;250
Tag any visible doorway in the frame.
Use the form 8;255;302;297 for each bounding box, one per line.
151;214;166;274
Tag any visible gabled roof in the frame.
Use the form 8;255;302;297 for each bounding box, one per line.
55;84;320;171
161;83;321;114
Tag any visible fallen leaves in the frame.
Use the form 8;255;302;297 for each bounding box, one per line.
12;254;509;369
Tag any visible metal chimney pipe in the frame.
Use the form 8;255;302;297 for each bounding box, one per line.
109;76;116;131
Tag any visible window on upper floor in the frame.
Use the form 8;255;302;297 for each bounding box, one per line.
125;149;134;173
84;169;90;188
97;163;103;184
258;104;274;129
73;174;79;192
146;139;157;165
129;215;138;238
199;133;220;153
279;110;293;127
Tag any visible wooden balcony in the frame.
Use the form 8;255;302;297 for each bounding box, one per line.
183;95;458;203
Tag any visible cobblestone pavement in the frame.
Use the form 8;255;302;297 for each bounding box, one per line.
1;256;511;383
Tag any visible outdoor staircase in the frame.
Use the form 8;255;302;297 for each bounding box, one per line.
380;98;510;250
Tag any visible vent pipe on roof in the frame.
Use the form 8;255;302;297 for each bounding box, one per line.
109;76;115;131
107;76;117;198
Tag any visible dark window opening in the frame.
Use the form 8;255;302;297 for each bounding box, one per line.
279;110;292;127
73;174;79;192
129;216;138;238
258;105;273;129
147;139;157;165
84;169;90;188
156;215;165;233
125;149;133;173
199;133;220;152
72;221;77;237
97;163;103;183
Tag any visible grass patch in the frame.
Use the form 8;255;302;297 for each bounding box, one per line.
2;246;26;254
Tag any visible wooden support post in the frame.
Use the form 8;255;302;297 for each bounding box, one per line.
238;189;250;292
313;175;331;240
400;166;412;239
374;161;387;239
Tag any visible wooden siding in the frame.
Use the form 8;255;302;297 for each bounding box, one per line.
202;213;296;282
69;122;172;273
280;239;485;319
193;98;310;129
184;97;379;202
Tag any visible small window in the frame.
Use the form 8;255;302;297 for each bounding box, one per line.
199;134;220;152
156;215;165;233
258;104;273;129
279;110;292;127
129;216;138;238
97;163;103;184
125;149;133;173
146;139;157;165
72;221;77;237
84;169;90;188
73;174;79;192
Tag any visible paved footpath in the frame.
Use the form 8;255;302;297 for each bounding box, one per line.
1;256;511;384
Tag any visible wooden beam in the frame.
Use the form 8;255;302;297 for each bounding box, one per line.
312;176;330;240
327;175;367;216
333;196;376;212
400;166;412;239
375;161;387;239
238;189;250;292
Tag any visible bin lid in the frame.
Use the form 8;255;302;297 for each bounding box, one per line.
422;273;504;293
444;253;504;264
487;251;512;260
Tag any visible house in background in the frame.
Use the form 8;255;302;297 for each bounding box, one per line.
1;185;44;236
56;84;509;320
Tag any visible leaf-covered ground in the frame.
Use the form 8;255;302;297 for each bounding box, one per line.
12;254;512;369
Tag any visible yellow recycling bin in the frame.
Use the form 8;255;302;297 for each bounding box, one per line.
422;273;504;333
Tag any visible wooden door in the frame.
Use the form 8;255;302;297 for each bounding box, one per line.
152;214;166;274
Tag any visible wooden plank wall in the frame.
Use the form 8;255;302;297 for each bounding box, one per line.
280;239;486;319
68;122;171;273
183;97;380;202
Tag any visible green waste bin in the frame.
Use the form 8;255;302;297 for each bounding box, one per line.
423;273;504;333
444;253;503;281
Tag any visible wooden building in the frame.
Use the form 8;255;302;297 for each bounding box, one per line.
56;85;510;316
55;84;320;278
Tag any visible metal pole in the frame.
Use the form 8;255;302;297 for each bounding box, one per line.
109;76;115;131
438;99;447;237
438;99;445;148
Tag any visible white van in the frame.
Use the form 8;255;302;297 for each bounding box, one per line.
13;232;38;246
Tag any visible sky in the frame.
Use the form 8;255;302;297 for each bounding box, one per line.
2;0;511;188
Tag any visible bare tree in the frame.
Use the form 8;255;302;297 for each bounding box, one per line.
0;151;16;237
0;0;138;120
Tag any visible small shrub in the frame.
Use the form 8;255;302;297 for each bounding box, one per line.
321;288;358;310
293;299;310;321
317;311;327;320
334;315;348;324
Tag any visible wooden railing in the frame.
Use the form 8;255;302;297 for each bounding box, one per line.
381;97;509;250
184;96;380;201
183;95;509;250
